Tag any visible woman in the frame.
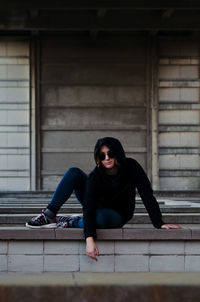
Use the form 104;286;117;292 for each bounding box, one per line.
26;137;181;261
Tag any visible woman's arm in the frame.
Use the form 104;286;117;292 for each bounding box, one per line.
83;172;100;260
134;160;181;229
86;237;99;261
83;173;99;239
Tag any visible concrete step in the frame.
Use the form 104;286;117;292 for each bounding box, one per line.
0;197;159;204
1;190;200;197
154;190;200;198
0;191;55;197
1;272;200;302
0;205;200;214
1;213;200;225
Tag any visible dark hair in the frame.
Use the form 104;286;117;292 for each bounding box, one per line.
94;137;126;167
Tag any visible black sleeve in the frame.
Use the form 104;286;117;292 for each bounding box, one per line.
134;160;165;229
83;174;98;239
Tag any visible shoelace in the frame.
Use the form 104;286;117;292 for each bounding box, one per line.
57;216;69;223
34;211;46;222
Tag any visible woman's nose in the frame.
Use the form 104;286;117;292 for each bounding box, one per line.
105;153;110;160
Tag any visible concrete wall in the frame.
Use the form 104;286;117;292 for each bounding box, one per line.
0;34;199;192
1;239;200;272
158;37;200;190
40;35;148;190
0;39;30;191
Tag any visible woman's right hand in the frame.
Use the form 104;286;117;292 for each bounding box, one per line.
86;237;99;261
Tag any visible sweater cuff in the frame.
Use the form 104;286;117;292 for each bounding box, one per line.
154;220;165;229
84;231;97;240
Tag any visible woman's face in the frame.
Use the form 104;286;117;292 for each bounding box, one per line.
99;145;116;170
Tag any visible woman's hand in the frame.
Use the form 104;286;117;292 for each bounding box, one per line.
86;237;99;261
161;224;182;229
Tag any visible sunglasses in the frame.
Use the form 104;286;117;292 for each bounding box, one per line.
99;150;115;161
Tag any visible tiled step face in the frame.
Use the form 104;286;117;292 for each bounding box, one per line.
0;226;200;272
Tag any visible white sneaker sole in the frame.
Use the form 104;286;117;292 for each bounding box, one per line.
25;223;57;229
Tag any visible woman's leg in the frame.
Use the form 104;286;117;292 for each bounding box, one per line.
26;167;87;228
48;167;87;214
72;208;124;229
96;208;124;228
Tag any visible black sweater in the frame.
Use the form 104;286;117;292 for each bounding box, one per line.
83;157;165;239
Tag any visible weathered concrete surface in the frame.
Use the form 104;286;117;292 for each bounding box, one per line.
0;40;30;191
1;272;200;302
158;38;200;191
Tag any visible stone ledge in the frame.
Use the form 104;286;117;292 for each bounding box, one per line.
0;225;199;241
1;272;200;286
1;272;200;302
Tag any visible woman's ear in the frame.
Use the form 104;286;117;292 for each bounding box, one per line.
96;159;101;167
115;159;120;166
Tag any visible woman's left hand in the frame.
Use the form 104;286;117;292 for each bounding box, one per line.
161;224;182;229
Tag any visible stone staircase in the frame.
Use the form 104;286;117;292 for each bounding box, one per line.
0;191;200;273
0;191;200;225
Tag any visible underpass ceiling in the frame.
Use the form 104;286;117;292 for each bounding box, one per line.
0;0;200;32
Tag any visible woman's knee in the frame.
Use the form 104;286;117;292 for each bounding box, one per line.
96;211;108;228
64;167;85;180
66;167;82;176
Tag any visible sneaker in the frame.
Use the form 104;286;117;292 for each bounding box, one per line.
56;215;81;228
26;210;57;229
